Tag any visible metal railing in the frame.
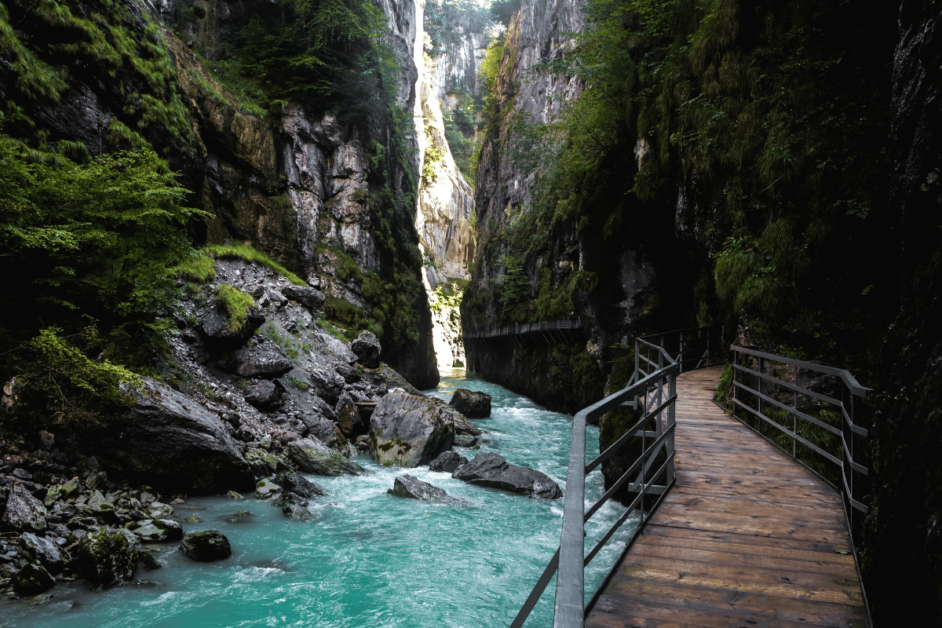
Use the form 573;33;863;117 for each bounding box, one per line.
729;346;872;532
509;327;716;627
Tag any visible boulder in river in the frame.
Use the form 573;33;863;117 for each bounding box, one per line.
287;438;364;476
449;389;492;418
298;412;347;449
12;562;55;595
281;285;325;311
452;453;562;499
223;339;294;379
369;390;455;468
2;482;47;532
75;528;143;588
388;475;465;504
275;469;325;498
429;451;468;473
181;530;232;561
351;331;381;368
87;378;256;494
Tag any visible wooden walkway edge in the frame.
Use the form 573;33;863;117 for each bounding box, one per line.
586;366;868;628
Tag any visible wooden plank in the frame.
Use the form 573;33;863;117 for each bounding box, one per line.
586;367;866;628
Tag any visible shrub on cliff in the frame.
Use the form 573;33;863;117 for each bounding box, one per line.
0;130;203;423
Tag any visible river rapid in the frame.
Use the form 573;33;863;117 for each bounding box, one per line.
1;370;636;627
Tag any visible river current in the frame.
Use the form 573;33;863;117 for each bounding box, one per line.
2;370;637;627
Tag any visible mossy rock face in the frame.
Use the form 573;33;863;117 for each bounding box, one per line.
12;563;55;595
286;438;364;476
180;531;232;562
75;528;141;588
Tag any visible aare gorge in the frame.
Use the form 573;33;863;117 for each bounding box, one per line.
0;0;938;626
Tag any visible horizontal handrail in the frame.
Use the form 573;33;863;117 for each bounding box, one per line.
465;319;583;339
732;345;870;397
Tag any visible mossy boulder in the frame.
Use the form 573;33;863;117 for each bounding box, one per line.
286;438;364;476
369;390;456;468
388;474;465;504
180;530;231;562
12;562;55;595
75;528;142;588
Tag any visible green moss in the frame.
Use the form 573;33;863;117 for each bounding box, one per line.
205;244;306;286
287;377;309;391
213;285;255;334
172;251;216;283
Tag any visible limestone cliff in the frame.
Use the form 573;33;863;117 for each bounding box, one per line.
0;0;438;387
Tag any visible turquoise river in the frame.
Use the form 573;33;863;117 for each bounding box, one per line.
1;370;638;627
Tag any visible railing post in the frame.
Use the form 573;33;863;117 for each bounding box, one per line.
757;356;765;435
678;330;684;373
793;365;798;459
732;349;739;420
634;339;640;408
667;371;676;485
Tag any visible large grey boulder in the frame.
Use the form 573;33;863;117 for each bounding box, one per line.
243;379;285;411
388;475;465;505
281;285;325;311
287;438;364;476
449;389;492;418
275;469;325;498
88;378;255;494
369;390;455;468
309;362;345;405
452;453;562;499
316;332;359;364
181;530;231;561
200;303;265;348
441;403;483;436
334;362;361;384
429;451;468;473
2;483;47;532
223;338;293;379
299;412;347;449
351;330;381;368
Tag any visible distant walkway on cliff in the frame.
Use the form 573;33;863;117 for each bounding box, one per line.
585;366;868;627
464;319;584;343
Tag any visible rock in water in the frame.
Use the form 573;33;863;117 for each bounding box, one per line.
181;531;232;562
223;339;294;379
200;303;265;348
243;380;285;411
369;390;456;468
452;453;562;499
13;563;55;595
429;451;468;473
388;475;464;504
275;469;325;498
449;389;492;418
2;483;47;532
351;330;382;368
281;285;325;311
287;438;364;476
75;528;142;588
87;378;255;494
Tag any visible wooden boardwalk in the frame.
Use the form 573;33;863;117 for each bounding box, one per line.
586;366;868;628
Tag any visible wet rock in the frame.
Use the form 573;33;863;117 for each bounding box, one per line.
13;562;55;595
316;332;358;364
369;390;455;468
274;469;325;498
255;479;281;500
181;531;231;562
388;475;464;504
2;483;47;532
334;393;365;437
449;389;491;418
75;528;141;588
12;468;32;481
223;339;294;379
429;451;468;473
39;431;55;451
244;448;289;477
200;303;265;348
298;412;347;449
281;285;325;311
275;492;313;520
127;519;182;542
243;380;285;411
18;533;63;573
454;434;478;448
43;478;80;507
452;453;562;499
87;378;255;494
355;435;370;451
351;331;382;368
287;438;364;476
148;502;173;519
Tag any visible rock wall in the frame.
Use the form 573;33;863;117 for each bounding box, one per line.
863;0;942;624
0;0;438;388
